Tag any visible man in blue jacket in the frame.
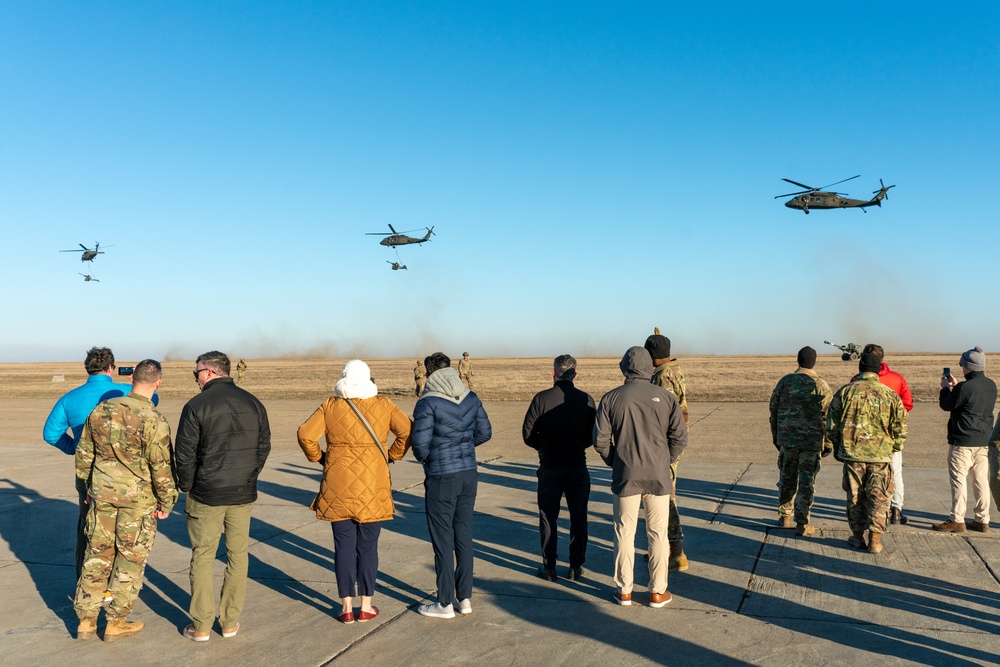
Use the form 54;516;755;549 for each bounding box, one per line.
43;346;158;580
411;352;492;619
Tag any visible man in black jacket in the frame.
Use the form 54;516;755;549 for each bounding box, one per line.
175;351;271;641
522;355;596;582
935;346;996;533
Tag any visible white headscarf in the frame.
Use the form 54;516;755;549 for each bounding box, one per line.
334;359;378;399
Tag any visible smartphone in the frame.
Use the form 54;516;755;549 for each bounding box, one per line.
118;366;134;376
943;367;951;378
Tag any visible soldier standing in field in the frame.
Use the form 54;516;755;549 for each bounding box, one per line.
769;346;833;536
825;352;908;554
236;358;247;384
414;359;426;396
644;329;690;572
74;359;176;642
458;352;474;389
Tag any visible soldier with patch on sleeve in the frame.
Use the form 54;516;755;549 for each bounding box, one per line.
825;352;908;555
769;346;833;536
74;359;176;642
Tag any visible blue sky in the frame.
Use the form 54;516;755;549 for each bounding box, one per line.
2;3;997;362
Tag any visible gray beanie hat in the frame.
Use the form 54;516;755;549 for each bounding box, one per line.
960;346;986;372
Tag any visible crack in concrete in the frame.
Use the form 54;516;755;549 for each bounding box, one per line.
689;403;724;429
323;602;425;666
708;462;752;524
965;536;1000;588
736;524;768;615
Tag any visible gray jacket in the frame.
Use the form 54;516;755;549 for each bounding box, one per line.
593;347;688;496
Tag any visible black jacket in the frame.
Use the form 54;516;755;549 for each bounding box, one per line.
939;371;997;447
174;377;271;505
522;380;596;468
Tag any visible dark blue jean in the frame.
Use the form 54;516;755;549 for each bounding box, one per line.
537;465;590;569
331;520;382;598
424;469;478;605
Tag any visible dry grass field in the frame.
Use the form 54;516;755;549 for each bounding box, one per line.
0;352;964;402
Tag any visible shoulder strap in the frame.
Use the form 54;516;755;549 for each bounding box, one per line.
345;398;389;464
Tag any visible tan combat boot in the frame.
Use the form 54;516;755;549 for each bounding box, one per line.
104;617;144;642
867;531;883;554
778;515;794;529
668;540;689;572
847;531;867;550
77;616;98;641
795;523;815;537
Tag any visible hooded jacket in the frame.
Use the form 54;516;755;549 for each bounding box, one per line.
593;347;688;496
411;367;492;476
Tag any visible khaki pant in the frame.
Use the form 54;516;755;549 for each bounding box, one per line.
186;497;254;632
947;446;991;523
612;493;670;595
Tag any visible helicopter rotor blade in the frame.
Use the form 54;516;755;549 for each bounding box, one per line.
781;178;816;191
775;190;812;199
365;233;391;236
387;224;398;234
80;244;88;251
817;175;860;191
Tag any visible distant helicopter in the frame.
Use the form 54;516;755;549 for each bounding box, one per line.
79;273;100;282
366;224;435;248
387;261;408;271
776;176;895;214
61;242;105;262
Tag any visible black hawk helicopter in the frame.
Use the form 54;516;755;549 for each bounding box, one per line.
79;273;100;283
366;225;435;248
776;176;895;214
61;242;105;262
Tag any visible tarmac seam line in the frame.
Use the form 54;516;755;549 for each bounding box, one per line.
736;525;768;614
708;462;752;524
965;536;1000;588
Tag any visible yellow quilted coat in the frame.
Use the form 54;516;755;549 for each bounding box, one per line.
297;396;412;523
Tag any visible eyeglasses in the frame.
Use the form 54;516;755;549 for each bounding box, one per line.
193;368;212;379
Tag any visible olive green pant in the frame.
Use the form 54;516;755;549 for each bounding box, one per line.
185;497;253;632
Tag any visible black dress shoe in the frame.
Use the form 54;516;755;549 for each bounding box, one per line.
536;567;557;581
568;567;584;581
890;508;900;525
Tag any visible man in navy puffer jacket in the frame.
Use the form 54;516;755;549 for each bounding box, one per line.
411;352;492;619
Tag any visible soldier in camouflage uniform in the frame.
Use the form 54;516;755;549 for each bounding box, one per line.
458;352;474;389
825;352;907;555
769;346;833;537
644;330;690;571
414;359;426;396
73;359;177;641
236;358;247;384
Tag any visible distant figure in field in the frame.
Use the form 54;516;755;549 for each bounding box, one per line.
935;347;996;533
594;347;687;609
414;359;426;396
826;353;907;554
458;352;474;389
297;360;412;624
522;354;596;581
644;329;690;572
43;346;159;581
411;352;492;619
849;344;913;525
236;358;247;384
74;359;175;642
769;346;833;536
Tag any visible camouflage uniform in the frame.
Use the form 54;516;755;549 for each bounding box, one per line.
414;362;426;396
651;359;688;544
74;393;177;622
769;369;833;525
236;359;247;384
825;373;907;535
458;356;474;389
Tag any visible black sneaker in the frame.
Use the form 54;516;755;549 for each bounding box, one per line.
536;567;557;581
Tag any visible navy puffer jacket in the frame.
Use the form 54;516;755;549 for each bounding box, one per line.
411;368;492;476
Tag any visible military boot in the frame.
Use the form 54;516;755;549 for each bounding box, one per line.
104;617;144;642
778;515;794;529
868;531;883;554
77;617;98;641
847;531;867;550
795;523;815;537
668;540;689;572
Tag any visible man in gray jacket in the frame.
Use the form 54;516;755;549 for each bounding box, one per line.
594;347;687;609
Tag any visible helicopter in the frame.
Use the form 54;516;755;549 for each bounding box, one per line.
387;261;408;271
366;224;435;248
776;176;895;214
79;273;100;283
60;242;105;262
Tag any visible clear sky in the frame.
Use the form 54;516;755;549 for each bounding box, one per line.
2;3;997;362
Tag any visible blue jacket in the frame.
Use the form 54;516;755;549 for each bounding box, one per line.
411;368;491;476
43;374;159;455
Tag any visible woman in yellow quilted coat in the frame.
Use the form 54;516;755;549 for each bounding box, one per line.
297;360;411;624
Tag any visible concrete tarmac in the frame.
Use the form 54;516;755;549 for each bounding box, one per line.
2;400;998;666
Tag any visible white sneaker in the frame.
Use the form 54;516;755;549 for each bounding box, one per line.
417;602;455;619
458;598;472;615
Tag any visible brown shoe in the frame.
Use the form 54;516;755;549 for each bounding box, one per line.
967;521;990;532
612;592;632;606
932;520;966;533
77;617;98;641
649;591;673;608
104;617;144;643
795;523;815;537
847;531;867;550
867;531;883;554
778;515;794;529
